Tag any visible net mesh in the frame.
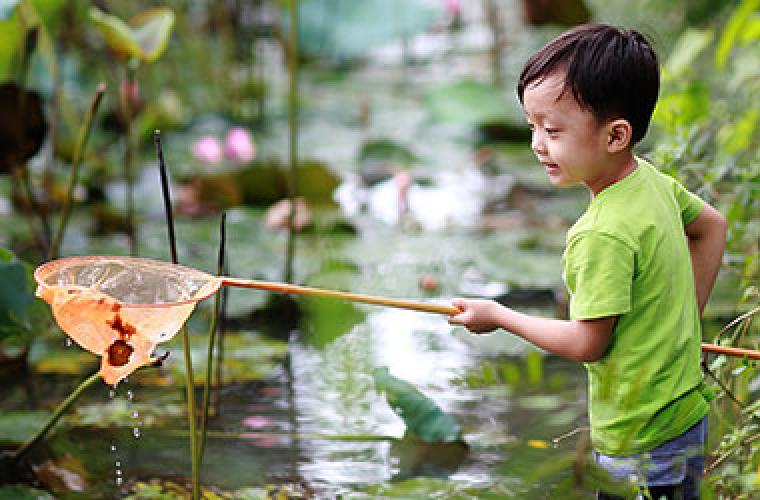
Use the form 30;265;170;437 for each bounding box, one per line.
34;256;221;385
35;255;220;306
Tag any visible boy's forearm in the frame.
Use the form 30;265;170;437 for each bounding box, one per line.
499;307;614;362
686;204;727;314
456;301;614;362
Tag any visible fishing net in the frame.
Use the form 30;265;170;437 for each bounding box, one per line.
35;256;221;385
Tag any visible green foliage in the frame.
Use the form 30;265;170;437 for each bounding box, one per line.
358;138;419;170
426;78;517;126
650;1;760;495
0;248;46;343
372;366;463;443
88;6;174;63
0;485;54;500
0;410;51;445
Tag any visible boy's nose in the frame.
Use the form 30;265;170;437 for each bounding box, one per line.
531;130;547;156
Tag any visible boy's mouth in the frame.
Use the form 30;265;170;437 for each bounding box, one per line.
543;162;560;173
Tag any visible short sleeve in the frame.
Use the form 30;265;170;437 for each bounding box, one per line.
670;177;704;226
564;231;634;320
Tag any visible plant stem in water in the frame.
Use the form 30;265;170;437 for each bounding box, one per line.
155;130;199;500
12;372;101;463
284;0;299;283
199;212;226;464
48;83;106;260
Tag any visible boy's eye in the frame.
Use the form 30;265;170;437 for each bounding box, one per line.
545;128;560;136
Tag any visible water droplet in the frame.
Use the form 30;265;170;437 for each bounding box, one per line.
551;439;559;449
64;337;72;347
132;410;139;419
132;427;141;439
115;477;123;486
115;460;121;467
126;390;134;401
110;444;117;452
108;389;116;399
123;377;129;384
115;469;122;476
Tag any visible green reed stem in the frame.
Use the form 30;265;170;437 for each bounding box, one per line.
155;131;199;500
12;371;101;463
199;212;226;463
48;83;106;260
284;0;299;283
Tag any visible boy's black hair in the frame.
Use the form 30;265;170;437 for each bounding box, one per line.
517;23;659;145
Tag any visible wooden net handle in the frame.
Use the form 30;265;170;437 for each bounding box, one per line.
222;277;760;360
701;343;760;360
220;277;460;316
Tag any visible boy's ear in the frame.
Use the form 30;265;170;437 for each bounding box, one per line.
606;119;632;152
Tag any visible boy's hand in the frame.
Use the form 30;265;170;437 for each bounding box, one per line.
448;298;503;333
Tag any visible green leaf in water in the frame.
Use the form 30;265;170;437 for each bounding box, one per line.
0;485;54;500
0;410;52;445
300;296;364;348
0;248;38;338
372;366;463;443
359;138;420;171
426;78;520;127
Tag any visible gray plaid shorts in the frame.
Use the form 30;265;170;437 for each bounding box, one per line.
593;416;707;499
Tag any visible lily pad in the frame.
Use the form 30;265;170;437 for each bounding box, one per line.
140;331;288;386
372;366;462;443
299;296;365;348
426;78;523;128
68;399;184;428
0;248;35;336
0;410;51;445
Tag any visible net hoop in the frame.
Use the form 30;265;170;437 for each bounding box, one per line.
34;255;222;308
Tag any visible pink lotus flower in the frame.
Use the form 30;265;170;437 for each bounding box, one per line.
192;136;223;165
224;127;256;164
243;415;273;429
444;0;460;16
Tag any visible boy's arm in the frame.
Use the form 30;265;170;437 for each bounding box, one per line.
684;203;727;315
448;299;615;362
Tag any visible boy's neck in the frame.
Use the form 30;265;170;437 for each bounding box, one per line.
586;154;638;198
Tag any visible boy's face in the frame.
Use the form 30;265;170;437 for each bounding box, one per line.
522;72;615;193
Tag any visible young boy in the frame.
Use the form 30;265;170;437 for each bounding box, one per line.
448;24;727;499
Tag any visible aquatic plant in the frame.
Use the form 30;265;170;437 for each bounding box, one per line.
88;6;175;256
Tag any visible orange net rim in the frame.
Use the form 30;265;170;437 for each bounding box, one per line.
34;255;222;309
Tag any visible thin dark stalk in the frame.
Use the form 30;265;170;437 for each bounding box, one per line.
701;359;746;408
48;83;106;260
284;0;299;283
154;131;178;263
12;372;101;463
213;280;228;412
704;432;760;475
199;212;226;463
154;131;199;500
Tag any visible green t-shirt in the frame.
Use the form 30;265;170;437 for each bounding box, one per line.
562;158;710;456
